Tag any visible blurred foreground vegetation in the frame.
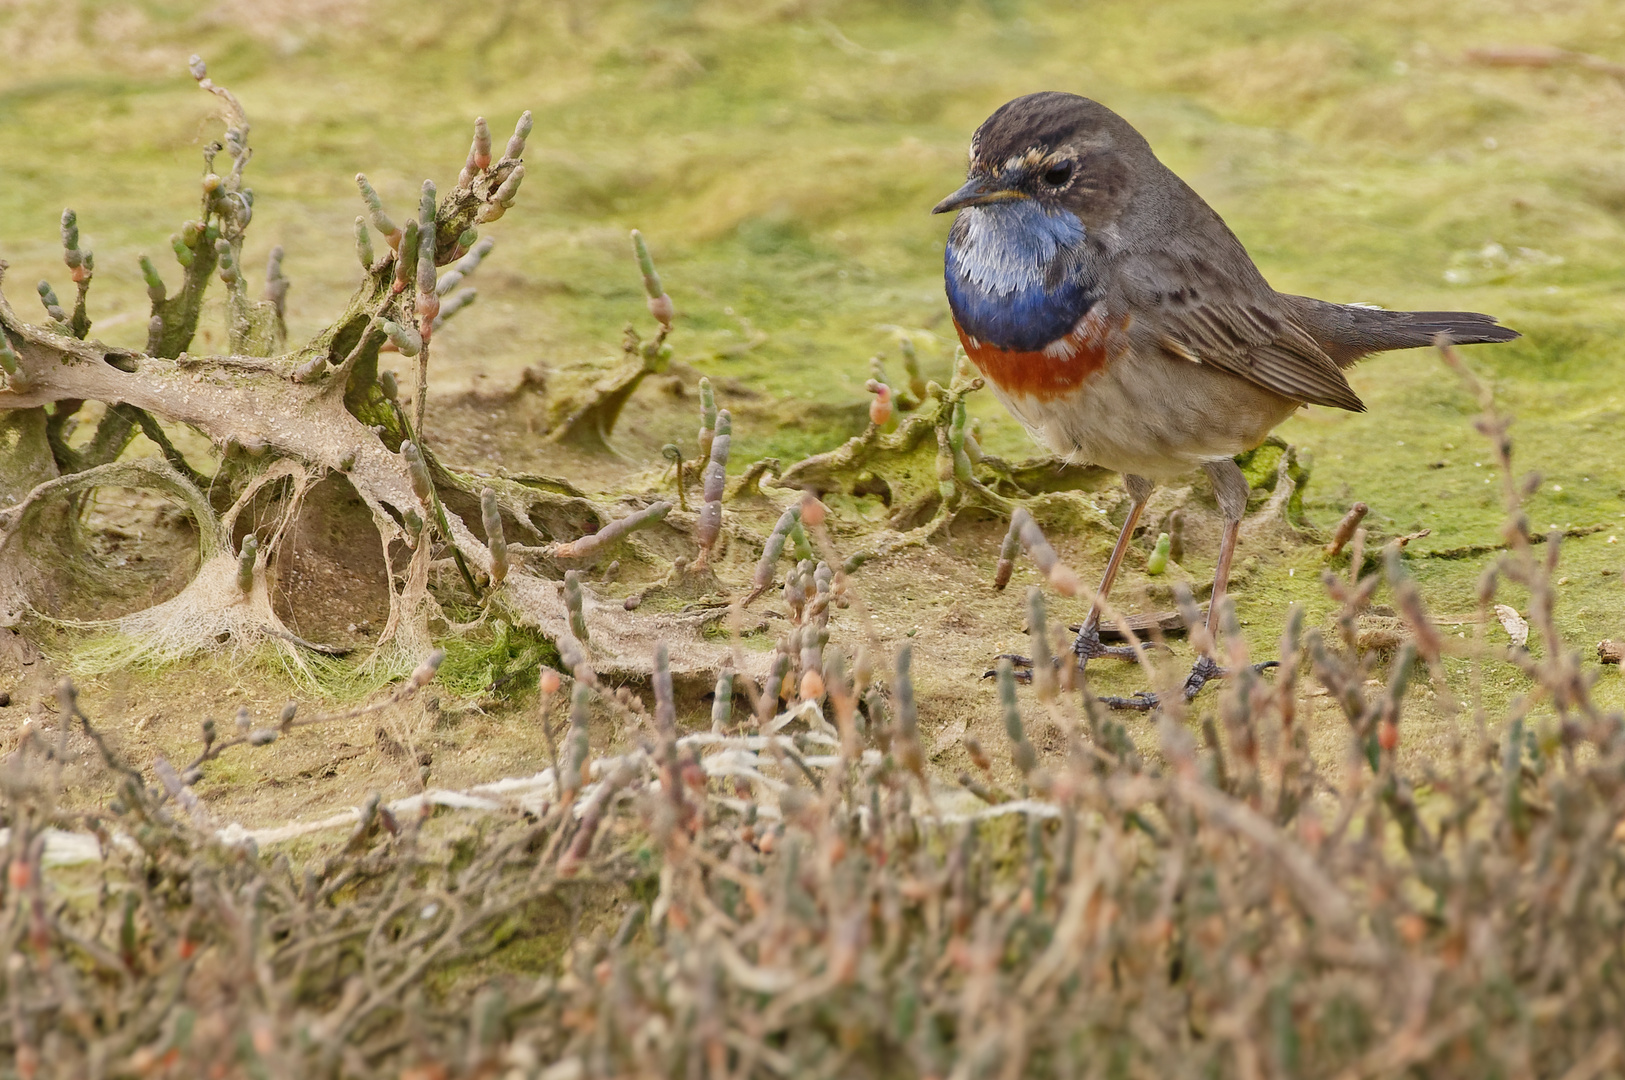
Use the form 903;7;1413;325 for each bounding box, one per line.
7;389;1625;1076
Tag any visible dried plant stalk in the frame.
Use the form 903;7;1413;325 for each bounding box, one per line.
550;501;672;560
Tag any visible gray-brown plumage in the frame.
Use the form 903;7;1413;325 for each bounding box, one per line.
936;91;1518;707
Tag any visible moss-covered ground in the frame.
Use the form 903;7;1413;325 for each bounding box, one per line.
1;0;1621;832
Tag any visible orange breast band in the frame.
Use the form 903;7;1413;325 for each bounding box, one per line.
954;308;1122;401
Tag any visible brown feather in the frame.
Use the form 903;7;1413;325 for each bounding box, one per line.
1148;299;1366;412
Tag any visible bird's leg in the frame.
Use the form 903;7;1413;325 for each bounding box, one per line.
995;475;1152;681
1174;514;1242;696
1101;460;1274;710
1072;474;1153;663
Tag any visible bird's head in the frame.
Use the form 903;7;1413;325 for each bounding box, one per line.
932;92;1147;228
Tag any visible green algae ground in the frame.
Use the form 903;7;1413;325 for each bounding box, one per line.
1;0;1622;812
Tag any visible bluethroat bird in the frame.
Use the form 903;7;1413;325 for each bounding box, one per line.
935;92;1518;708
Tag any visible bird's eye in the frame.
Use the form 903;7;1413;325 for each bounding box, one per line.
1041;162;1074;187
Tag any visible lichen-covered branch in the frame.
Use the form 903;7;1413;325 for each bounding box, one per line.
0;59;735;680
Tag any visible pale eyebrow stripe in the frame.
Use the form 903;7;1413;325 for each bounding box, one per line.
995;147;1065;178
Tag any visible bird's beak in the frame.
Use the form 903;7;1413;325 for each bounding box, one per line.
931;177;1026;214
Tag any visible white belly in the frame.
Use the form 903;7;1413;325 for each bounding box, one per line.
987;350;1301;480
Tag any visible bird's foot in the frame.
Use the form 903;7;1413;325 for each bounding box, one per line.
986;623;1154;682
987;653;1040;682
1071;621;1144;663
1098;655;1280;711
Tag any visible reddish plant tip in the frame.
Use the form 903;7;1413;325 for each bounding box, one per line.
1048;565;1081;597
865;379;893;426
993;559;1014;591
416;292;441;325
799;491;827;527
1378;719;1399;752
539;668;562;695
472;116;492;173
410;648;446;689
647;292;675;327
799;669;825;702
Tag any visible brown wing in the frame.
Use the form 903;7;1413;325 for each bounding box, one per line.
1150;298;1366;412
1113;216;1368;412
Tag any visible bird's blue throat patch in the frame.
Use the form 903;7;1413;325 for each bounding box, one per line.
944;200;1101;353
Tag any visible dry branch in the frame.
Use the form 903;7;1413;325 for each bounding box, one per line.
0;60;750;680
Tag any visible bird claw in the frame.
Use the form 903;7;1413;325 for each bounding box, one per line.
1071;622;1145;663
1098;656;1280;711
983;653;1037;682
985;621;1161;681
1097;690;1163;712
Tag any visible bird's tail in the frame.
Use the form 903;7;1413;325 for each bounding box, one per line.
1287;295;1520;366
